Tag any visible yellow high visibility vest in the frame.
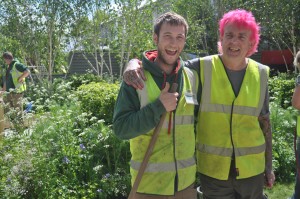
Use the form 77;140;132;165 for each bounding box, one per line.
297;116;300;137
130;67;198;195
196;55;269;180
11;62;26;93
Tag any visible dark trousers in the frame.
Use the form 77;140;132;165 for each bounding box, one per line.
200;172;264;199
133;184;197;199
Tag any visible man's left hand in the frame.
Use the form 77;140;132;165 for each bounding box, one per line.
264;170;275;188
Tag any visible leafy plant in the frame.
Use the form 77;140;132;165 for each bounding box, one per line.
270;102;298;182
24;78;74;113
269;72;296;109
0;81;130;199
67;73;104;90
76;82;120;124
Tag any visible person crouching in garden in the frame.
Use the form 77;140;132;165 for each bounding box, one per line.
1;52;30;125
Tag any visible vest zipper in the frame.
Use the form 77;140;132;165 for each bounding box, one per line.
230;100;239;177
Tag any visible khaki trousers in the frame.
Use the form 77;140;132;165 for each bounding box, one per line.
133;184;197;199
3;92;24;123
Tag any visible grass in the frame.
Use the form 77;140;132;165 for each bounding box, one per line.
264;182;295;199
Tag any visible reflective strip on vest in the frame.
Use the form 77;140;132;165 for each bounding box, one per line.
197;143;266;157
184;67;198;98
130;157;195;172
162;115;194;128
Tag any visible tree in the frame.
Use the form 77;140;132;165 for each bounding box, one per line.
0;0;90;81
71;0;163;78
36;0;90;81
69;0;117;78
172;0;219;56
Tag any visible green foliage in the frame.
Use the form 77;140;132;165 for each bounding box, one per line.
24;78;74;113
269;72;296;109
0;34;23;59
172;0;218;55
270;102;298;182
67;73;105;90
264;182;294;199
0;98;130;199
76;82;120;124
268;73;298;182
1;0;299;79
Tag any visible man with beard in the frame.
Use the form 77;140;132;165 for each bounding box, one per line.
113;12;199;199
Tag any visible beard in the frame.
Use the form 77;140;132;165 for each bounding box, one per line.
156;48;178;67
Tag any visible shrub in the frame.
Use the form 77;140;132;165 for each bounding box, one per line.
270;102;298;182
67;73;104;90
0;101;131;199
24;78;74;113
269;72;296;109
76;82;120;124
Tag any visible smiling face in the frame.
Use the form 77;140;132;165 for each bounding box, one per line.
220;23;253;68
153;22;186;73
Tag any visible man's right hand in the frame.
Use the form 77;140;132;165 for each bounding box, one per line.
123;59;146;90
159;82;178;112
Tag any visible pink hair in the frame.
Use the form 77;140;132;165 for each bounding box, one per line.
217;9;260;57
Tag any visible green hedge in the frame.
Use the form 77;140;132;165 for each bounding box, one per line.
76;82;120;124
269;72;296;109
268;73;298;181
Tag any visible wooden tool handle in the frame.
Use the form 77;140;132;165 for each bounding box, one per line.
128;83;178;199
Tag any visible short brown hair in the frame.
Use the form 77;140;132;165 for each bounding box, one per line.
3;52;13;60
154;12;188;37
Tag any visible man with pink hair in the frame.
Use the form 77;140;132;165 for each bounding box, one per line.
123;9;275;198
193;9;275;199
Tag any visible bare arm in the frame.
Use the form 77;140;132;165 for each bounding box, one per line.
18;69;30;83
123;58;201;90
292;85;300;110
123;59;145;90
259;114;275;188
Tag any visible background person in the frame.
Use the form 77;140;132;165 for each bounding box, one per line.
291;50;300;199
2;52;30;124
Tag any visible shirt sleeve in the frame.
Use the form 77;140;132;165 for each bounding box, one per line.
260;85;270;116
184;58;201;75
15;63;28;72
113;82;166;140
